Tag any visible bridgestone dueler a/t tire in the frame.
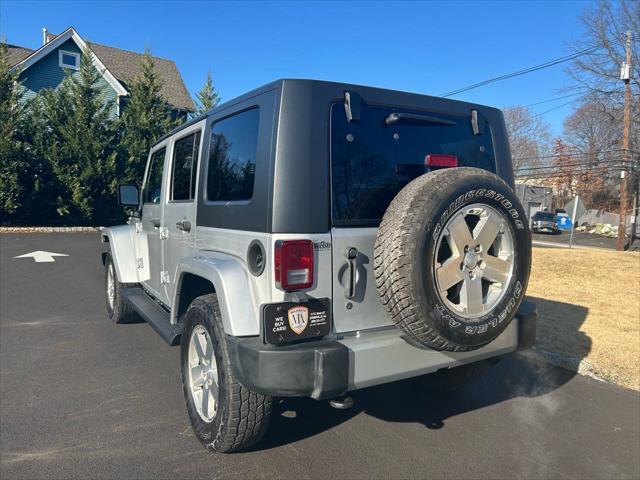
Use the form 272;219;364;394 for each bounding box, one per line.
105;252;136;324
374;167;531;351
181;294;272;453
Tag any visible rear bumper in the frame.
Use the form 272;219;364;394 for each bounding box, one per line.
227;301;537;399
225;336;349;400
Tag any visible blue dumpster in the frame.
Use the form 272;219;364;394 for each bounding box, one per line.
557;215;572;230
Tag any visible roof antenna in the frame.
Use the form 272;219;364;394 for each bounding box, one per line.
42;27;48;45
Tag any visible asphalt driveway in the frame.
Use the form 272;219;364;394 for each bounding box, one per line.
1;233;639;479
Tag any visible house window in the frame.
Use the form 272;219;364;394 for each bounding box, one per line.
59;50;80;70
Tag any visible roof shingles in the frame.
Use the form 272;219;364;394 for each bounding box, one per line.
90;43;194;112
7;35;194;112
6;44;33;66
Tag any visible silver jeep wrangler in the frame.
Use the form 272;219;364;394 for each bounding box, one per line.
101;79;536;453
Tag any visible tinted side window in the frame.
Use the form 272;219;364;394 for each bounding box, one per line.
207;108;259;202
171;132;201;201
143;148;166;204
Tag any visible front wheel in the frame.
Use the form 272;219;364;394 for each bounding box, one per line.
181;294;272;453
105;252;136;324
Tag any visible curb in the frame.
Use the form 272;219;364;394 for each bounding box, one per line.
0;226;103;233
532;240;613;251
517;348;607;384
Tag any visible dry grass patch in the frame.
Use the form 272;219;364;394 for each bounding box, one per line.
526;247;640;390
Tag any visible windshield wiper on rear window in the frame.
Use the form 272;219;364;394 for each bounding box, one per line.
384;112;457;127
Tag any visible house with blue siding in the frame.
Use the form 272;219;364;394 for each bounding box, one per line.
7;26;194;118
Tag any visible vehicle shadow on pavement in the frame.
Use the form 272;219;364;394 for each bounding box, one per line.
255;297;590;450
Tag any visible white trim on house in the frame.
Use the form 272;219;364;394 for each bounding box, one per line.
11;26;128;97
58;49;80;70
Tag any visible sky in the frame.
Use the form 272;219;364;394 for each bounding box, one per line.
1;0;594;135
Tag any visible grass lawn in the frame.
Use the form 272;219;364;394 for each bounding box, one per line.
526;247;640;390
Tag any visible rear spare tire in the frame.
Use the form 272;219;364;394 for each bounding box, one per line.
374;167;531;351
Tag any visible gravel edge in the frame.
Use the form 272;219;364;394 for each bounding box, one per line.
0;226;103;233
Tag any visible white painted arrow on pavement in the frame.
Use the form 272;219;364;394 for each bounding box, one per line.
14;251;69;263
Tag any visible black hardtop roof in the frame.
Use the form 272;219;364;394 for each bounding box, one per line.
152;78;501;147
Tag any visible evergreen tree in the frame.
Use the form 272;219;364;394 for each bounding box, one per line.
120;49;176;185
32;44;119;224
0;42;32;222
194;71;220;115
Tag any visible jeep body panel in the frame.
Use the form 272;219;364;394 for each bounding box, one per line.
138;139;171;299
173;250;258;336
340;321;517;390
101;224;139;283
331;227;392;332
161;120;204;303
177;228;333;337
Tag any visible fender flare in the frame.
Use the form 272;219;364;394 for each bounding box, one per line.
100;225;139;284
172;252;260;336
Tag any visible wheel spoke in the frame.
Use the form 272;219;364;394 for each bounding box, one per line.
482;256;511;284
436;257;464;292
193;333;206;360
191;366;205;387
209;380;218;404
446;214;473;254
204;337;213;361
201;385;210;416
473;212;502;251
461;276;484;315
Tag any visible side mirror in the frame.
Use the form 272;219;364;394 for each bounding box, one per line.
118;184;140;209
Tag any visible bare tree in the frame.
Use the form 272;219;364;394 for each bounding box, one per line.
568;0;639;152
503;106;553;171
564;101;620;161
564;101;623;209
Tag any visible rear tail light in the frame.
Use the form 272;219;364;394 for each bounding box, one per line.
274;240;314;291
426;154;458;168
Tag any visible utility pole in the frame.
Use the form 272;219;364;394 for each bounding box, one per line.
617;30;632;251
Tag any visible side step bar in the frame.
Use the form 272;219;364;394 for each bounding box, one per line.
123;287;182;346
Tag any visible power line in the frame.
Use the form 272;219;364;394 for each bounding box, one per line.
523;92;583;107
512;148;628;163
517;167;624;176
515;164;626;176
530;99;580;118
514;158;628;173
440;46;599;98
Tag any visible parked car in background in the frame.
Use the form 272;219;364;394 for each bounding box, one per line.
532;211;560;234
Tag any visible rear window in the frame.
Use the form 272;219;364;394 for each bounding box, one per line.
331;103;496;225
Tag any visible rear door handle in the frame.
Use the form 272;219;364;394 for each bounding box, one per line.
344;247;358;299
151;217;161;228
176;220;191;232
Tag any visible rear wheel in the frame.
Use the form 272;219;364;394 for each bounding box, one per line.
105;252;136;324
181;294;272;453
